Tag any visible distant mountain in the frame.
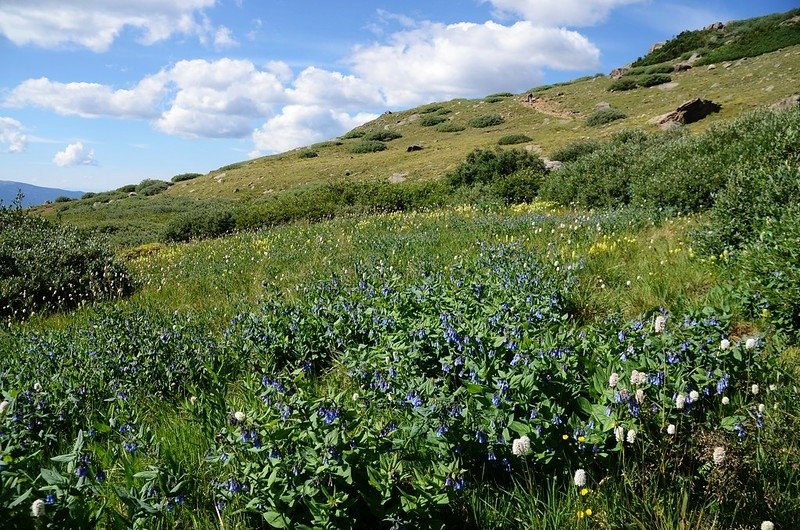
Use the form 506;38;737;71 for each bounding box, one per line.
0;180;85;207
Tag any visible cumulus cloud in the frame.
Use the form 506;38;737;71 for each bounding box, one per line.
287;67;384;111
0;117;27;153
5;74;168;119
349;20;599;106
53;142;96;167
486;0;644;27
0;0;216;52
252;105;377;155
213;25;238;49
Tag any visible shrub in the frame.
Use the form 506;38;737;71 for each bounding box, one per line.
469;114;505;128
162;208;236;242
81;192;96;200
171;173;202;183
136;179;171;196
53;196;74;203
486;92;513;98
435;108;452;116
446;148;545;188
586;108;627;127
645;63;675;74
116;184;137;192
491;168;544;203
550;139;602;162
608;78;639;91
348;141;387;154
0;200;132;318
419;115;447;127
497;134;532;145
418;104;443;114
436;123;466;133
298;150;319;159
341;130;366;139
363;130;402;142
484;96;507;103
638;73;672;87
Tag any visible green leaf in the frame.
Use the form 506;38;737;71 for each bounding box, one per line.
133;469;159;480
40;468;65;485
264;510;288;528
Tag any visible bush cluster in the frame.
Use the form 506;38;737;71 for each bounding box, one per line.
419;115;447;127
446;148;545;188
171;172;202;183
162;208;236;242
297;150;319;159
586;108;627;127
341;130;366;139
363;130;402;142
348;141;387;154
0;200;132;319
609;74;671;91
436;123;466;133
497;134;532;145
136;179;171;196
469;114;505;128
550;138;602;162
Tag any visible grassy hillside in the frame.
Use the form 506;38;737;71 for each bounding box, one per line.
37;43;800;246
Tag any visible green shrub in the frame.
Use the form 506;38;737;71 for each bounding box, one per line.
81;192;96;200
419;115;447;127
136;179;171;196
116;184;137;192
341;130;366;139
162;208;236;242
645;63;675;74
418;104;443;114
0;200;132;318
298;150;319;159
638;73;672;87
484;96;507;103
436;123;466;133
491;168;544;203
363;130;402;142
446;148;545;188
608;78;639;91
469;114;505;128
53;196;74;203
550;139;602;162
497;134;532;145
171;173;202;183
348;141;387;154
586;108;627;127
435;108;453;116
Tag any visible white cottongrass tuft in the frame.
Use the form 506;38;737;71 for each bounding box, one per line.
614;426;625;443
33;382;42;392
512;435;532;456
758;403;766;414
667;424;676;435
189;396;197;405
712;446;726;465
745;337;758;349
0;400;9;414
721;396;730;405
609;372;620;388
635;388;645;404
769;384;777;392
654;315;666;333
630;370;647;386
751;384;760;395
573;468;587;487
676;394;687;410
31;498;45;517
761;521;775;530
720;338;730;350
234;411;246;422
689;390;700;401
626;429;637;444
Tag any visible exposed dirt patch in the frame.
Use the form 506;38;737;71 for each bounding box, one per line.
520;97;580;120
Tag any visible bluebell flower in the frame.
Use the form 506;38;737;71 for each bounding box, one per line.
475;430;487;444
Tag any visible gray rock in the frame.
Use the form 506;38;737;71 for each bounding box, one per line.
406;144;424;152
594;102;611;110
542;159;563;172
389;173;408;184
770;94;800;112
650;98;721;126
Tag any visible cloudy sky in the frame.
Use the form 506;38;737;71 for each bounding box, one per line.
0;1;795;191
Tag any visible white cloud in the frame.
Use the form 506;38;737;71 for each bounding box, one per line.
0;0;216;52
0;117;27;153
213;25;238;49
252;105;377;155
486;0;644;26
6;74;168;119
287;67;385;111
349;20;599;106
53;142;96;167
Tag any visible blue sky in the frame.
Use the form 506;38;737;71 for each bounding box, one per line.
0;0;796;192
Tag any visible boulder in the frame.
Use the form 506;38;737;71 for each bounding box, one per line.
770;94;800;112
704;22;725;30
610;66;630;79
406;144;424;152
389;173;408;184
594;102;611;110
649;41;666;53
542;159;563;172
650;98;721;127
673;63;692;72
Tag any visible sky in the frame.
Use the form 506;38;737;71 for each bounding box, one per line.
0;1;796;192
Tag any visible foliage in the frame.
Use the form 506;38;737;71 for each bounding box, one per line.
435;123;466;133
609;74;671;91
446;148;545;188
171;173;203;183
136;179;171;197
117;184;137;192
341;130;366;139
0;198;132;319
624;63;675;76
550;139;602;162
297;150;319;159
497;134;532;145
586;108;627;127
491;168;544;204
162;208;236;243
468;114;505;128
419;115;447;127
418;105;444;114
363;130;403;142
607;78;639;92
348;141;388;154
53;196;74;203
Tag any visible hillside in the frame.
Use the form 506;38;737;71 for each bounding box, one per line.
36;9;800;246
0;180;84;207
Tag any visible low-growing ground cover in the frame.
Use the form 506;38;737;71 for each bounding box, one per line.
2;202;798;528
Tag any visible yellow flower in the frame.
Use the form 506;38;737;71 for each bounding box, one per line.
577;510;585;519
585;508;593;516
562;434;569;440
580;488;589;496
578;435;586;443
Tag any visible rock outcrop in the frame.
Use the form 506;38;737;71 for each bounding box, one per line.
770;95;800;112
649;98;721;128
